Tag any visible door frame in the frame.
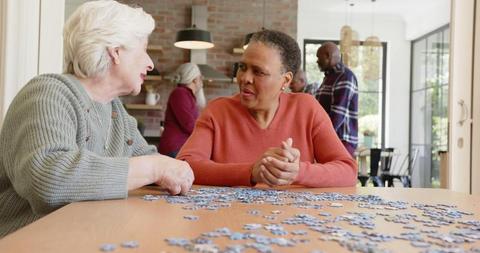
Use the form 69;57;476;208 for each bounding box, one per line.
449;0;474;193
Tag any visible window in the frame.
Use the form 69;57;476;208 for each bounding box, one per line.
303;40;387;148
410;25;449;188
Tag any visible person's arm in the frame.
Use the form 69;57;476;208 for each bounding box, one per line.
122;107;194;194
176;107;254;186
294;102;357;187
3;77;193;216
169;88;198;134
330;74;357;134
3;79;130;215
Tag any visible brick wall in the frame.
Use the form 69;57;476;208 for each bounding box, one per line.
119;0;297;135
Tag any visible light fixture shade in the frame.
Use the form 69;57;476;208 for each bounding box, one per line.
363;36;382;80
243;32;254;49
340;25;354;68
174;28;214;50
349;30;360;68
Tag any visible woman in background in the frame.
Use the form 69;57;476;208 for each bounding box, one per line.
0;0;193;238
158;63;203;157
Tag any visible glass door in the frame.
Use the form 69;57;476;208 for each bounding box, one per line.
410;26;450;188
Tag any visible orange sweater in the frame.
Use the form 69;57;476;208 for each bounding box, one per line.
177;93;357;187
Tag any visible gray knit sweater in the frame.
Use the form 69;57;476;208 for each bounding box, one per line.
0;74;156;237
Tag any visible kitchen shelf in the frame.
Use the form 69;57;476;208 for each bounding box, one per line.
147;45;163;51
145;75;162;81
232;47;244;54
124;104;163;110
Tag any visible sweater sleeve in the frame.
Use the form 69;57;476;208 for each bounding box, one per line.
294;103;358;187
2;79;129;215
169;88;197;134
176;108;253;186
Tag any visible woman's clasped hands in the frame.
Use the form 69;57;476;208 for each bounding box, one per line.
251;138;300;186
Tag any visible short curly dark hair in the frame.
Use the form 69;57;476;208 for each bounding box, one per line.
250;29;301;76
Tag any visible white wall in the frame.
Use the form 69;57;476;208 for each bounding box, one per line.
405;0;450;40
297;1;411;160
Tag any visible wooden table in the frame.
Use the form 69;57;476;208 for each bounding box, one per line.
0;186;479;252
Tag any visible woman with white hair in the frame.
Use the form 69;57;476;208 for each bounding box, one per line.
0;0;193;238
158;63;204;157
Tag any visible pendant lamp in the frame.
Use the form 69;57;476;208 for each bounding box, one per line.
362;0;381;80
340;25;353;65
363;36;381;80
174;25;214;50
339;0;359;68
350;30;360;68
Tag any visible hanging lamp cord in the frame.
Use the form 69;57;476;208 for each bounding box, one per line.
345;0;348;25
262;0;266;30
371;0;376;35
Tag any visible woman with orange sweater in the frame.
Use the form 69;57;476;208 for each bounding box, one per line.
177;30;357;188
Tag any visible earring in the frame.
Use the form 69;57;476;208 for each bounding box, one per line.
281;87;286;91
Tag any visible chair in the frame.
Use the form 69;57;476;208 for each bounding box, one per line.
379;148;395;173
370;147;397;187
381;148;419;187
357;148;396;187
357;148;370;186
369;148;384;186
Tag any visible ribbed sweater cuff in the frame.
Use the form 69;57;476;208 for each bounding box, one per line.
96;157;130;199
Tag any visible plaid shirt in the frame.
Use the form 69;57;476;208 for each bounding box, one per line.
315;63;358;148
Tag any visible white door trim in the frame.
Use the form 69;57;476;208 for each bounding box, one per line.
0;0;40;125
0;0;65;129
471;0;480;194
448;0;475;193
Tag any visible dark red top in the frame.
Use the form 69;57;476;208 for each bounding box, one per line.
158;86;198;155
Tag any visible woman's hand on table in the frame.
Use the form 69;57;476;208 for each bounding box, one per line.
153;156;194;195
128;155;194;195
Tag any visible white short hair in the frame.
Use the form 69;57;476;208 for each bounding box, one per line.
63;0;155;78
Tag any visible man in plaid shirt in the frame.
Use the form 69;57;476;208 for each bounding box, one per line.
315;42;358;156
